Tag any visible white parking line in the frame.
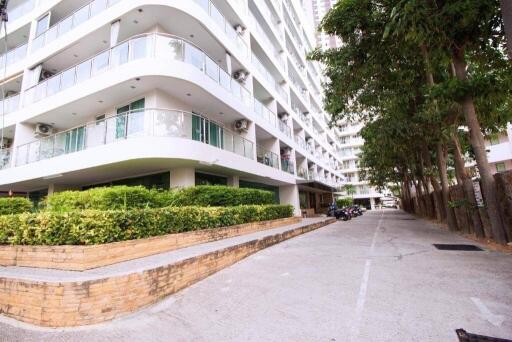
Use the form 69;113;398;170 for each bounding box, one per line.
471;297;505;327
350;211;384;341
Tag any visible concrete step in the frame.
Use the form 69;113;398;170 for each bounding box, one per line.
0;217;335;328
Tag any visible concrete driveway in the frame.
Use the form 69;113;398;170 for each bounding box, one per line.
1;210;511;341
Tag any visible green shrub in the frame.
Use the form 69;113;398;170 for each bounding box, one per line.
44;186;161;212
0;197;33;215
0;204;293;246
336;198;353;208
172;186;275;206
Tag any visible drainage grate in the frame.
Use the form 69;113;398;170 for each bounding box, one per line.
434;244;483;251
456;329;512;342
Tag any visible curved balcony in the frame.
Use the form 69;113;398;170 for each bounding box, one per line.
24;33;252;107
15;108;254;167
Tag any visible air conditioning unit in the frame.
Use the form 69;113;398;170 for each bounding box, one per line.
233;70;249;83
34;123;53;136
0;137;11;149
40;70;54;80
234;119;249;132
301;88;307;95
234;24;246;35
306;137;314;144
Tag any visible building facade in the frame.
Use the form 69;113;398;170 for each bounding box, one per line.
0;0;347;215
311;0;340;49
485;123;512;174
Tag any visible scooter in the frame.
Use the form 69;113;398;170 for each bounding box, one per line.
327;203;351;221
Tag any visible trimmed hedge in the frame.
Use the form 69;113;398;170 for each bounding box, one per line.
0;204;293;246
43;185;276;212
0;197;33;215
44;186;160;212
171;186;275;206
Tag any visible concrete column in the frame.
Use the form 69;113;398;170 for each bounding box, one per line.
279;184;301;216
370;197;376;210
110;20;121;47
170;168;195;188
226;52;232;75
227;175;239;187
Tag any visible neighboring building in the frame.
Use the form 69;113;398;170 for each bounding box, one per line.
335;122;385;209
485;123;512;173
0;0;346;215
311;0;341;49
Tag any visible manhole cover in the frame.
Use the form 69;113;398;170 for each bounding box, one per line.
434;244;483;251
456;328;512;341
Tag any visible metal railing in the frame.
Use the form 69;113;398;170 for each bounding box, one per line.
24;33;252;107
15;108;254;166
256;145;279;169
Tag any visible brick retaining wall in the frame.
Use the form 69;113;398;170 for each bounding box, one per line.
0;218;335;327
0;217;301;271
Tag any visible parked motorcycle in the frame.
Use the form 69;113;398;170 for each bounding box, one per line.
327;203;351;221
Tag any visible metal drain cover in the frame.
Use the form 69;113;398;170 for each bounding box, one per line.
456;328;512;341
434;244;483;251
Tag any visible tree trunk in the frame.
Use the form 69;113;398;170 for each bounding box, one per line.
451;133;485;237
451;47;506;243
421;145;443;220
437;142;458;231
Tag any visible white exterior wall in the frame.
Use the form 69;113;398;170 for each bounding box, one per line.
0;0;347;214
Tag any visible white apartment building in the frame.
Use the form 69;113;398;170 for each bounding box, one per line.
0;0;348;215
311;0;340;49
485;123;512;173
336;122;385;209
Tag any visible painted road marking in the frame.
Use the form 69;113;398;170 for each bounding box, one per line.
350;211;384;341
471;297;505;327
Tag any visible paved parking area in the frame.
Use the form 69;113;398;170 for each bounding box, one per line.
1;210;511;341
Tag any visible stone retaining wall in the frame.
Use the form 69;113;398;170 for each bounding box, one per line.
0;218;335;327
0;217;301;271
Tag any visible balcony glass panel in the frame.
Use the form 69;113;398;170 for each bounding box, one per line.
110;42;129;67
90;0;108;16
15;109;254;167
61;69;76;90
92;50;109;75
76;60;92;82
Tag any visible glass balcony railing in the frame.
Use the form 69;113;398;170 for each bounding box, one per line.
0;43;27;69
253;99;278;128
297;167;307;179
0;148;12;170
256;145;279;169
24;33;252;108
248;11;285;69
0;94;20;115
278;120;291;138
32;0;122;51
193;0;248;58
7;0;35;22
254;0;283;41
280;157;294;175
15;109;254;167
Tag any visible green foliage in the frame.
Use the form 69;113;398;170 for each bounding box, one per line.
0;197;33;215
171;186;275;206
44;186;159;212
43;185;275;212
336;198;353;208
0;205;293;246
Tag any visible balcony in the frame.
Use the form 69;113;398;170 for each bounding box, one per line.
280;156;294;174
32;0;123;51
7;0;35;22
249;10;285;69
15;109;254;167
24;33;252;108
0;43;27;69
256;145;279;169
0;148;12;170
193;0;248;58
0;94;21;115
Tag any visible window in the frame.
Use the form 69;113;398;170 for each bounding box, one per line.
35;14;50;36
116;98;145;139
496;162;506;173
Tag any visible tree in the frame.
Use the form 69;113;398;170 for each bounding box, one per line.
343;184;356;198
